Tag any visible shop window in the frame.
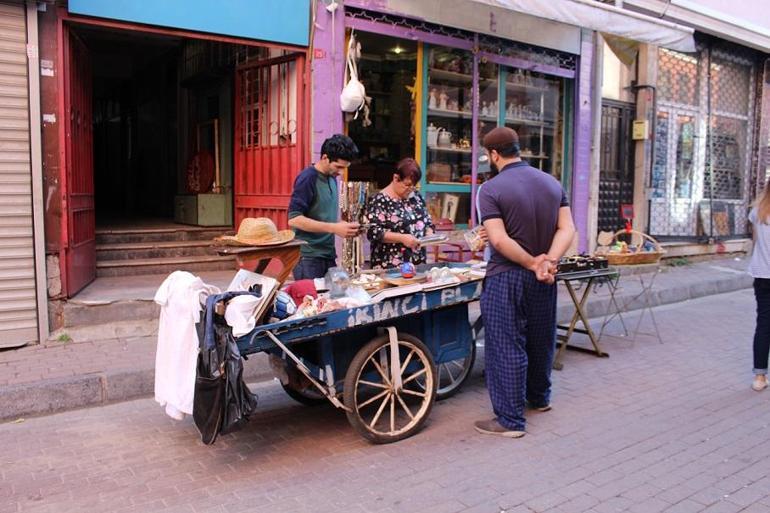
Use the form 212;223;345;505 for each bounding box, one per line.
422;44;569;225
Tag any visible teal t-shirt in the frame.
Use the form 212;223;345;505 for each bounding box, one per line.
288;165;338;259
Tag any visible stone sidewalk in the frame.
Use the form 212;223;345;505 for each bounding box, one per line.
1;288;768;513
0;255;753;421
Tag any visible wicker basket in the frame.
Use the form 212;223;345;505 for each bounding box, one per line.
601;229;665;265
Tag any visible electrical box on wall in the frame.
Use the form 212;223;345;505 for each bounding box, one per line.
632;119;649;140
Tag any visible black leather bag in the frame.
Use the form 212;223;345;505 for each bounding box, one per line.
219;335;258;435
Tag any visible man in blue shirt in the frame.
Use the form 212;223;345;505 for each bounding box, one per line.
475;127;575;438
288;134;361;279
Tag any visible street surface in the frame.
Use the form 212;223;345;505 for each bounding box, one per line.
2;289;770;513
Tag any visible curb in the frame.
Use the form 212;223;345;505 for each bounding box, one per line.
0;269;753;423
0;354;274;422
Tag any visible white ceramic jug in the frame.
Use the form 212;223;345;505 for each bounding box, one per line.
437;128;452;148
427;123;439;147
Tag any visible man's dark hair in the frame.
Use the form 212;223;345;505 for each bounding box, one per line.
320;134;358;162
483;126;520;158
488;142;520;158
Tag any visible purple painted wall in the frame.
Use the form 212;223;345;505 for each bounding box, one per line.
311;1;345;159
572;29;594;253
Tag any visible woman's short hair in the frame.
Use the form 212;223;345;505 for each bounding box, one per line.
395;158;422;184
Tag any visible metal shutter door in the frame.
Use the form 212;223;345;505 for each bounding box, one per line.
0;2;36;345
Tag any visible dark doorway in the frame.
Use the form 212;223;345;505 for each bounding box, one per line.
75;26;182;223
598;99;635;233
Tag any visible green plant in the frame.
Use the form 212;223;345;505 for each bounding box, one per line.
57;332;72;344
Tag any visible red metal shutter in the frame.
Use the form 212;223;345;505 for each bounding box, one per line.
234;54;306;229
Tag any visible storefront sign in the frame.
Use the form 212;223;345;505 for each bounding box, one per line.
69;0;310;46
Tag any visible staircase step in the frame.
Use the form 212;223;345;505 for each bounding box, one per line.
96;255;237;277
62;299;159;328
95;226;232;245
96;240;218;261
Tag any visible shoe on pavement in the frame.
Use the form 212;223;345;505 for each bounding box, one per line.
752;376;768;392
474;419;525;438
527;401;552;412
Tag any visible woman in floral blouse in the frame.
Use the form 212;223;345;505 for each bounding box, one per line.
365;158;435;269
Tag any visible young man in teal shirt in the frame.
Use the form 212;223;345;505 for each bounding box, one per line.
288;134;361;279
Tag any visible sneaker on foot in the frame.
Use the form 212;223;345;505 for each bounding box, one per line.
474;419;525;438
752;376;767;392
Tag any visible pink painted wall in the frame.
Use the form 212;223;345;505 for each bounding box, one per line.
310;1;345;160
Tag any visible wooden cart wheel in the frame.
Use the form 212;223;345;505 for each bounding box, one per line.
281;382;327;406
433;340;476;400
343;333;437;444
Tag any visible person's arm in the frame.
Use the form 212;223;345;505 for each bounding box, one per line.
545;206;576;263
287;170;358;237
383;231;419;249
288;215;359;237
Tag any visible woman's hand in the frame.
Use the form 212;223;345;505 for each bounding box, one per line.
400;234;421;250
477;227;489;244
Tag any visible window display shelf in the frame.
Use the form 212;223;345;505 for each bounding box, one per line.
427;108;471;119
427;108;496;123
429;68;495;85
427;145;472;154
505;81;548;93
505;117;552;128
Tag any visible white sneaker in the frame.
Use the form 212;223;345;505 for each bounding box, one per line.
752;376;767;392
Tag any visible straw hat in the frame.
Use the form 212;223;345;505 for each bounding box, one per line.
215;217;295;247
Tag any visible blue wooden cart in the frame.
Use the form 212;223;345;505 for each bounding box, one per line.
233;273;481;444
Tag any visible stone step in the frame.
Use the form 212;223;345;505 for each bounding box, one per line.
61;298;160;329
51;317;159;343
95;226;232;245
96;240;218;261
96;255;237;278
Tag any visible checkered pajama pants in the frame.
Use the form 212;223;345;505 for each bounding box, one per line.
480;267;557;431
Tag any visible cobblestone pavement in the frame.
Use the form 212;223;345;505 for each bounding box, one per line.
2;289;770;513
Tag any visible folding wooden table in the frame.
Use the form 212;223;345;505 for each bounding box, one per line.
553;267;621;370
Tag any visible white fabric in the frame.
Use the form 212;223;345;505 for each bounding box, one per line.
154;271;220;420
224;295;261;337
473;0;696;52
749;207;770;279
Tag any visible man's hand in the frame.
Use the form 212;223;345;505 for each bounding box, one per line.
528;254;557;284
334;222;361;238
400;234;421;250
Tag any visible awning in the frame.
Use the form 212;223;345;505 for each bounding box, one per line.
474;0;696;53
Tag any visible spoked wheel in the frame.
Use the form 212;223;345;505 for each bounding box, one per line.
432;340;476;400
343;333;437;444
281;382;327;406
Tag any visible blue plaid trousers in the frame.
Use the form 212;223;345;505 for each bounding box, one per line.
480;267;557;431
